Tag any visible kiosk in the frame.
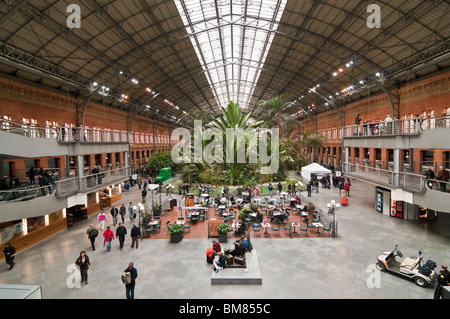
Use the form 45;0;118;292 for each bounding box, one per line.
186;193;195;207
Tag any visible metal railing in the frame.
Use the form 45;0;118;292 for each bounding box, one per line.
0;184;56;203
343;162;427;193
0;167;131;202
56;166;132;197
424;178;450;193
342;114;450;138
56;126;130;143
0;119;58;139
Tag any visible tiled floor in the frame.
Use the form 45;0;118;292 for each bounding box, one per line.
1;178;449;299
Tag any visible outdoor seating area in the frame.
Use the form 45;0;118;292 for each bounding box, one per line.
141;192;333;240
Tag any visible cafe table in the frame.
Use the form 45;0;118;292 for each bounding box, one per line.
291;222;301;235
147;220;160;233
261;222;271;236
312;222;324;235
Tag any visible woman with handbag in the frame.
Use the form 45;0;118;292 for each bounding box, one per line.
75;251;90;284
103;226;115;252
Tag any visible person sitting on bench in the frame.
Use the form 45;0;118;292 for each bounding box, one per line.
213;252;226;273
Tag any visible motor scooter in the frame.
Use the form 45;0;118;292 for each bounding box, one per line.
376;245;437;287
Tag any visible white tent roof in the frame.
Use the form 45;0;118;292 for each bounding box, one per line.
302;163;331;173
301;163;331;182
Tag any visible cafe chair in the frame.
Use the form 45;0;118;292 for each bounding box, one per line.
252;223;260;235
154;220;161;233
307;223;315;233
184;223;191;233
283;224;292;236
144;227;152;238
199;213;206;221
323;225;331;236
272;226;280;235
300;225;308;236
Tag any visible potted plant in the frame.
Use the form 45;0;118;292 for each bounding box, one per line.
217;222;231;243
152;204;162;217
168;223;184;243
239;206;252;220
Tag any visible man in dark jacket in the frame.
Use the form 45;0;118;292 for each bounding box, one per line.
116;223;127;251
130;224;141;249
2;243;16;270
434;264;450;299
123;262;138;299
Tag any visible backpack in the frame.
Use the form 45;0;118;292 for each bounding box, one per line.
90;229;98;238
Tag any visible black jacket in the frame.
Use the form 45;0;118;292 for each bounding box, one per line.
130;225;141;237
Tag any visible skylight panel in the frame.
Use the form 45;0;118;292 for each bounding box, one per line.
174;0;287;110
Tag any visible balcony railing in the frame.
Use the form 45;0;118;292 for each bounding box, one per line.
56;166;132;197
57;127;130;143
343;162;427;193
0;184;56;203
0;167;131;202
342;114;450;138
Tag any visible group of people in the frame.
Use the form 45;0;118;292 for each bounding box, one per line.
424;166;449;192
355;113;399;136
77;199;142;297
74;249;138;299
305;174;351;198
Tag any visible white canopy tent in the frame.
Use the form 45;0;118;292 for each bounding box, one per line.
301;163;331;182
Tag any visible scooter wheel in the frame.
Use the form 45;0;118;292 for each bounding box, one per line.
376;261;386;271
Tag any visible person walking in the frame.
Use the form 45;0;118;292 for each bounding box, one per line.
344;178;351;197
436;166;449;192
75;251;90;285
98;210;107;231
130;224;141;249
103;226;115;252
119;204;126;224
122;262;138;299
116;223;127;251
306;181;312;197
86;224;99;251
111;205;119;226
141;188;147;204
2;243;16;270
434;264;450;299
268;183;273;197
128;202;135;223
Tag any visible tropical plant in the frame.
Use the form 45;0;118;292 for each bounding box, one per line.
301;129;327;162
257;93;296;140
168;223;184;235
147;151;177;172
206;101;264;185
217;222;231;234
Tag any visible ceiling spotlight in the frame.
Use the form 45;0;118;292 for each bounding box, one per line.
338;68;344;73
333;72;338;77
145;87;151;93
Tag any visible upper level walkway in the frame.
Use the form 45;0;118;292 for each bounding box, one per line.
343;162;450;212
342;114;450;138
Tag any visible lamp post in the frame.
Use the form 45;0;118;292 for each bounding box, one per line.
296;181;304;201
327;199;340;239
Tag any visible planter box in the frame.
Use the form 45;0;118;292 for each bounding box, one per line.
170;233;183;243
218;233;228;243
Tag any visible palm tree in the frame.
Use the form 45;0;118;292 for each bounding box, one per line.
207;101;264;185
301;129;327;162
257;93;296;140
